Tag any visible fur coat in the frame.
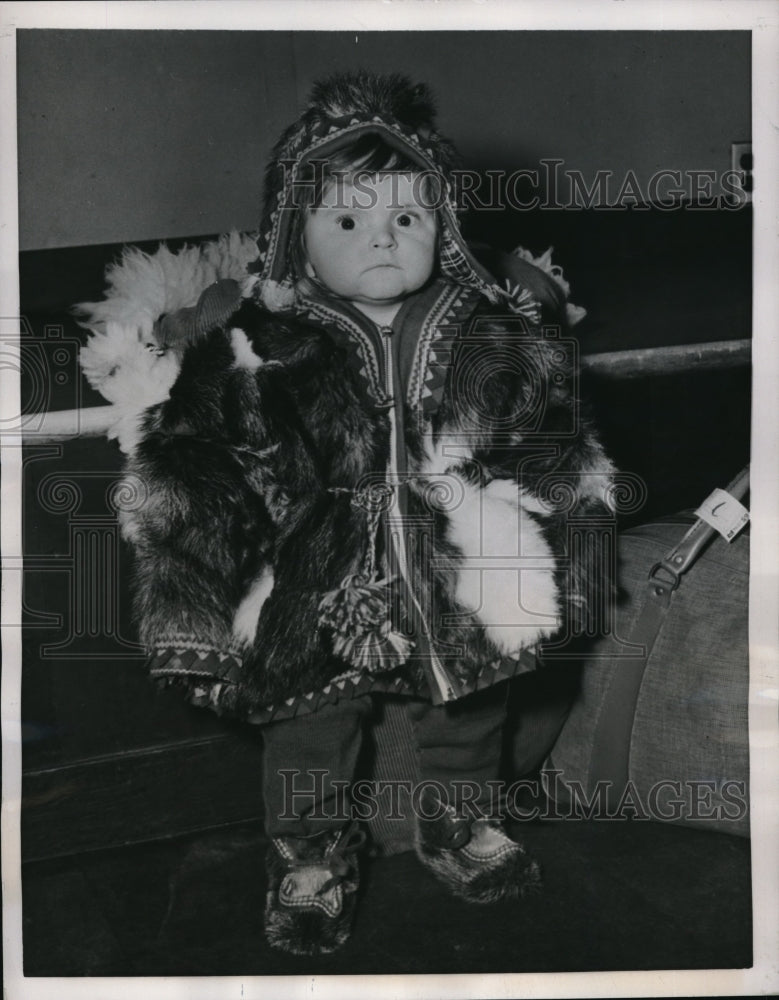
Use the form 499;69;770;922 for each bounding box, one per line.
77;72;615;725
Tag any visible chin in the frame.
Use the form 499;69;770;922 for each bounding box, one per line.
359;286;407;304
361;273;421;297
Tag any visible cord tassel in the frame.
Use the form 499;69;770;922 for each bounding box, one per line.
318;573;413;673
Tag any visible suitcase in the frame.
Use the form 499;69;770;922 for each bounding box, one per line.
545;469;750;836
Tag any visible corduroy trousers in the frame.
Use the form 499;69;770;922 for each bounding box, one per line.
261;683;509;839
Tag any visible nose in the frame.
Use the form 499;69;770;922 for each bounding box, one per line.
370;224;396;249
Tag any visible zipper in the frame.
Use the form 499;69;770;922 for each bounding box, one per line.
378;321;457;703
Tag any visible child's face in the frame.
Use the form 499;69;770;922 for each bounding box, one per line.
303;173;437;321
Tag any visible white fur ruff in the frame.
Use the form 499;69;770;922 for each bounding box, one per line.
76;231;258;453
77;231;258;342
79;321;181;406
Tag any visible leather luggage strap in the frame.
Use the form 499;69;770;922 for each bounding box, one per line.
650;465;750;582
585;466;750;810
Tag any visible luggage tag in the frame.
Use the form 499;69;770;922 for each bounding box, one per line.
695;488;750;542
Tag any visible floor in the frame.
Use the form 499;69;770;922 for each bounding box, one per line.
22;814;752;977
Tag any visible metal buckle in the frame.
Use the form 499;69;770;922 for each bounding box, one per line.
648;561;681;593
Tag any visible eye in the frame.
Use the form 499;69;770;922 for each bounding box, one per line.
395;212;417;227
336;216;356;231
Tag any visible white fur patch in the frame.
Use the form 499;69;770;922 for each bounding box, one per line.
232;567;275;647
230;328;262;370
108;405;150;457
78;320;183;455
577;460;618;510
117;506;142;544
418;439;561;654
445;477;562;654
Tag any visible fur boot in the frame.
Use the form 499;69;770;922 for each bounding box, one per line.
415;793;541;904
264;823;365;955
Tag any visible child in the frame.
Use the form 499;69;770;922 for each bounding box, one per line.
111;71;614;955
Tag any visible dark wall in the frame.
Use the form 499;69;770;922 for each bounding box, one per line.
17;30;750;250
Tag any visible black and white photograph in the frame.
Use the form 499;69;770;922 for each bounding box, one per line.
2;2;778;998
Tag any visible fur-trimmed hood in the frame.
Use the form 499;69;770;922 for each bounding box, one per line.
248;70;539;318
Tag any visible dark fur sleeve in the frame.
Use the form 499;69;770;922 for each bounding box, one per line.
121;324;322;710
